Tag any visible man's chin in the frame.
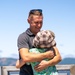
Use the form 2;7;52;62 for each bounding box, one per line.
36;29;40;32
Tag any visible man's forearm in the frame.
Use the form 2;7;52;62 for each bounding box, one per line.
47;55;62;66
16;59;25;68
23;52;48;62
20;48;54;63
47;46;62;66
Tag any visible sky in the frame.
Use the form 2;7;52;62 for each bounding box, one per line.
0;0;75;59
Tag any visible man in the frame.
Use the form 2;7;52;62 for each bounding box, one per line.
17;9;61;75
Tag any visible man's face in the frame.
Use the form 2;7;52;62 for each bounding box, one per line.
29;15;43;34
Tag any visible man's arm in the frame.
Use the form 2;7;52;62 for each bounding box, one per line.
19;48;54;63
34;46;62;72
47;46;62;66
16;59;25;68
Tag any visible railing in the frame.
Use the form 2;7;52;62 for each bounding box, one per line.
0;64;75;75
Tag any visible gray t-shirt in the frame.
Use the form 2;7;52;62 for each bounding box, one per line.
18;28;35;50
17;28;35;75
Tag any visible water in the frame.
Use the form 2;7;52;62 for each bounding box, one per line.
8;71;19;75
58;70;70;75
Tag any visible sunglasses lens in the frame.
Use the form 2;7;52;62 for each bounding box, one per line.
30;9;42;13
38;9;42;12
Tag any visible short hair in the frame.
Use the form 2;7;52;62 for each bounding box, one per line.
28;9;43;17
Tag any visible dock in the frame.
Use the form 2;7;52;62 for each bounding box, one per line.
0;64;75;75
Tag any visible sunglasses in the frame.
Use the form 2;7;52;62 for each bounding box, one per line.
30;9;42;14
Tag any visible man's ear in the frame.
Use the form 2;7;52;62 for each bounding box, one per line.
27;18;30;23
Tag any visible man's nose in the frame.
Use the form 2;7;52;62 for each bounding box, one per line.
38;23;41;27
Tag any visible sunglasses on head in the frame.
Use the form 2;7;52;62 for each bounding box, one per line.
30;9;42;14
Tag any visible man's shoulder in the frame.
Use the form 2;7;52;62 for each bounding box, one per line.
17;29;29;41
18;28;29;39
18;31;27;39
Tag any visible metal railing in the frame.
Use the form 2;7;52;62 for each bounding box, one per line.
0;64;75;75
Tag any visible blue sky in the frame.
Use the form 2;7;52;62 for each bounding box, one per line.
0;0;75;59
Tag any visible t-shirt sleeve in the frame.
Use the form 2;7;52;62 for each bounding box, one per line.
17;34;29;50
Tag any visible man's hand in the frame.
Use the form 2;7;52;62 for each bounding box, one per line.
45;50;54;59
34;60;48;72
